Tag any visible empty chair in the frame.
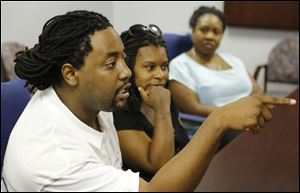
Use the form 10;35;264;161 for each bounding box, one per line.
254;36;299;96
1;42;26;81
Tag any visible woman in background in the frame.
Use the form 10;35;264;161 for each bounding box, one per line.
169;6;261;117
168;6;262;148
113;24;189;181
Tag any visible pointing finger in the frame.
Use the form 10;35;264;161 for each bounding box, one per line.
258;95;297;105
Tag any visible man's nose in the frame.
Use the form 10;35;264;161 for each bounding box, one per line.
119;61;132;81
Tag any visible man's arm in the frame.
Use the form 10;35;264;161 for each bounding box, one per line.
138;94;296;191
139;116;223;191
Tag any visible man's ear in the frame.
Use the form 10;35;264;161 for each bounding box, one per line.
61;63;79;87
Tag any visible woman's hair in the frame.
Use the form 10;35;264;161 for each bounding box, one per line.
120;26;167;112
14;10;112;90
189;6;227;32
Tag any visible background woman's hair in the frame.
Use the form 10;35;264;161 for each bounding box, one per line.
119;28;167;112
14;10;112;90
189;6;227;32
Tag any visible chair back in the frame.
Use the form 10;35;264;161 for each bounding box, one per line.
1;41;26;81
268;36;299;84
162;33;207;136
162;33;193;60
1;79;31;171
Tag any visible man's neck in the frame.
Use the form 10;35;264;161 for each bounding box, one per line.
54;85;102;132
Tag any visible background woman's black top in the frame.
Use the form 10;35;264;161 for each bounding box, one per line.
113;102;190;182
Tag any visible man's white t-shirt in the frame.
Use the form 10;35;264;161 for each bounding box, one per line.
1;87;139;192
169;52;253;107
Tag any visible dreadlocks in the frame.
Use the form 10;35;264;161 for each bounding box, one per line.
119;28;167;112
14;10;112;90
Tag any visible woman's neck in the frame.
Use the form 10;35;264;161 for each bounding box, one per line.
190;47;215;64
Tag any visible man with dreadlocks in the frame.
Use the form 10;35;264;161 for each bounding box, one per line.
1;10;296;192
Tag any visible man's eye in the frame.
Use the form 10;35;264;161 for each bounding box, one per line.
105;62;116;69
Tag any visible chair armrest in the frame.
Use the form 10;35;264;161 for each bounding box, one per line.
179;112;206;123
254;64;268;80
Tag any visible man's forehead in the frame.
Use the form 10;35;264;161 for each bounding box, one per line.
90;27;124;55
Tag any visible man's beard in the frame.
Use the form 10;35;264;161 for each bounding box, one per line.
111;92;127;112
111;99;121;112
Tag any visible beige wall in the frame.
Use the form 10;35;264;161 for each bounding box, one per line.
2;1;299;86
1;1;113;47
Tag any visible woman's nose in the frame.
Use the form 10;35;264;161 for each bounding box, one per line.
205;31;215;39
154;69;165;79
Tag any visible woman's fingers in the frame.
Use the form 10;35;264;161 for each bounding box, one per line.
138;87;148;100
